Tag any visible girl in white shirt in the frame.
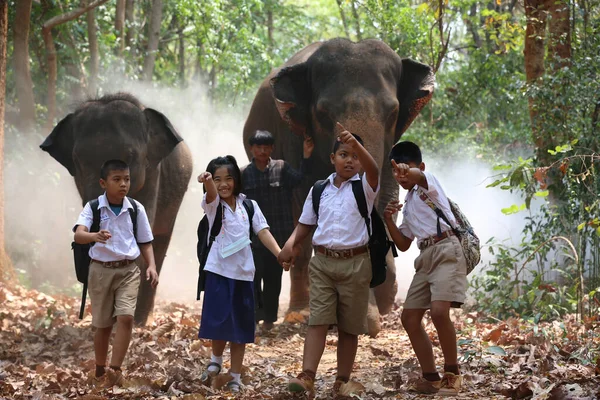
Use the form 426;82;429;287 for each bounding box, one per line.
197;155;286;393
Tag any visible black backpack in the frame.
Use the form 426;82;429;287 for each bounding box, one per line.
311;179;397;288
196;199;255;300
72;198;138;319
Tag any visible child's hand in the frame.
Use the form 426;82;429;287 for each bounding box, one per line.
146;265;159;288
303;136;314;158
282;261;291;271
197;172;212;183
336;122;358;148
391;160;410;177
384;200;403;221
94;229;112;243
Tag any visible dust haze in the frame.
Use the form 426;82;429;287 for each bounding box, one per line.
5;81;534;312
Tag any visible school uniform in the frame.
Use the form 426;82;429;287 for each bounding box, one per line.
298;172;379;335
398;171;468;309
74;194;154;328
198;193;269;344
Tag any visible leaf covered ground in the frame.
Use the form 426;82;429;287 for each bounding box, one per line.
1;284;599;400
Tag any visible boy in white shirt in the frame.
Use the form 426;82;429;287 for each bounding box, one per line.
74;159;158;386
278;123;379;398
383;141;467;395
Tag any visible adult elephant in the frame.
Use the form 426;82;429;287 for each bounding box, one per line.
40;93;193;325
243;38;434;337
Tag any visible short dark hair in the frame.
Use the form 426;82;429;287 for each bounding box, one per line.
100;159;129;180
205;155;243;196
249;130;275;146
388;141;422;164
332;133;364;154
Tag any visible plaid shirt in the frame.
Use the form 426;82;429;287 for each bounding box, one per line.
242;158;311;246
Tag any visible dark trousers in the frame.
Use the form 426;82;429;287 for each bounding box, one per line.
253;246;283;323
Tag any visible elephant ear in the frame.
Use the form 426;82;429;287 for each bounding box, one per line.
396;59;435;138
270;63;311;136
39;113;76;176
143;108;184;165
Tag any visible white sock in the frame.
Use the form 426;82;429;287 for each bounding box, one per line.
230;372;241;384
208;354;222;372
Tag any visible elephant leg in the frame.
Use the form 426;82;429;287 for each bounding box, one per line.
373;251;398;315
367;290;382;338
287;236;312;312
134;232;171;325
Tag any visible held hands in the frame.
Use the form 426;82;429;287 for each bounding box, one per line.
146;265;159;288
336;122;358;148
197;172;212;183
303;135;314;159
384;200;403;221
94;230;112;244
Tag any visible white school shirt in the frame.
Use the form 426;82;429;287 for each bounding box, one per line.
74;194;154;262
298;173;379;249
398;170;457;245
202;193;269;282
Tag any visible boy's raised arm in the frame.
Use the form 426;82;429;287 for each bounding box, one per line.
337;122;379;190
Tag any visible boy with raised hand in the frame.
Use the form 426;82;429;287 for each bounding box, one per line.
74;159;158;386
278;123;379;398
383;141;467;394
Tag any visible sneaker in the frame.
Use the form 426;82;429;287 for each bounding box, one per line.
288;371;315;394
408;377;441;394
438;372;462;395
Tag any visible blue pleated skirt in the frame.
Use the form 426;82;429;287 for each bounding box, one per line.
198;271;255;344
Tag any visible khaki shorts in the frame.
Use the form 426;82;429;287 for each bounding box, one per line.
403;235;468;309
88;261;140;328
308;253;372;335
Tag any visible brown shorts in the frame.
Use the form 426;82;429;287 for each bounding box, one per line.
88;261;140;328
308;253;372;335
403;235;468;309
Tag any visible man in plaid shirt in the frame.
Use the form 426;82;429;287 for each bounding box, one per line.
242;130;314;331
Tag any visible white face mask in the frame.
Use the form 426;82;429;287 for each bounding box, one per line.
220;236;252;258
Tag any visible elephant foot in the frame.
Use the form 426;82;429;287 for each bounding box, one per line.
367;305;382;338
284;307;310;324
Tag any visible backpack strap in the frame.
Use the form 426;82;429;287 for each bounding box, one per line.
351;180;371;237
416;188;457;237
89;199;101;247
127;197;139;241
209;205;224;244
242;199;255;240
311;180;328;219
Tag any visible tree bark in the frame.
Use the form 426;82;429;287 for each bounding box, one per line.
42;0;110;130
13;0;36;131
350;0;362;41
115;0;125;55
336;0;350;38
466;3;482;48
547;0;571;68
87;1;99;96
124;0;135;49
178;23;185;87
0;0;13;283
142;0;163;81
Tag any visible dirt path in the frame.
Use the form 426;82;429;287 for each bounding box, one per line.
1;284;598;399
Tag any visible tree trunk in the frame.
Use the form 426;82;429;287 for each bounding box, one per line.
267;9;273;48
13;0;36;131
42;0;110;130
0;0;13;283
142;0;163;81
466;3;482;48
350;0;362;41
547;0;571;68
178;23;185;87
115;0;125;55
124;0;135;49
524;0;549;153
336;0;350;38
87;1;99;96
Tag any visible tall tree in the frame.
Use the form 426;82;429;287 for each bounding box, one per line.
87;0;99;96
115;0;126;55
42;0;110;130
124;0;135;49
142;0;163;81
0;0;13;283
13;0;36;131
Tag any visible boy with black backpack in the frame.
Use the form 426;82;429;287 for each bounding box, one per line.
73;160;158;386
278;123;381;398
383;141;475;395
